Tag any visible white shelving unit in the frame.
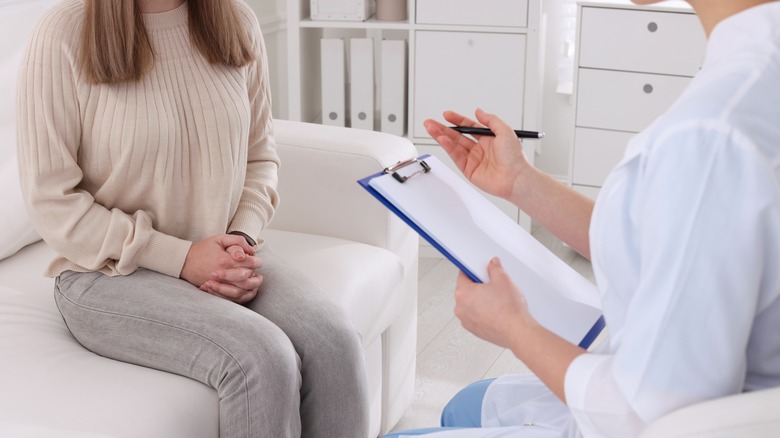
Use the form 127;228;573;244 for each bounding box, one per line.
569;0;706;199
287;0;543;243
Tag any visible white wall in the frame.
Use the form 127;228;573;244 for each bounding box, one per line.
245;0;289;120
536;0;577;180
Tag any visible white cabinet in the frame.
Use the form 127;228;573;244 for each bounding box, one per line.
578;5;703;76
412;31;526;139
416;0;528;27
576;68;691;132
572;128;634;187
570;0;706;198
287;0;543;235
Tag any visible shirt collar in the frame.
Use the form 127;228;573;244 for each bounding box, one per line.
703;2;780;69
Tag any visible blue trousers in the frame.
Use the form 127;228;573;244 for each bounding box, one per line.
381;379;495;437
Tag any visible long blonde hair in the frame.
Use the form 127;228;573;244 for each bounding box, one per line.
80;0;255;84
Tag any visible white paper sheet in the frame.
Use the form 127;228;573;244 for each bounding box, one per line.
369;156;603;346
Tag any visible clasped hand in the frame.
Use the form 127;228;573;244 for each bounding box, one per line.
180;234;263;303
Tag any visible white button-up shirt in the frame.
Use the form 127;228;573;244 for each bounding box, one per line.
400;4;780;438
566;3;780;437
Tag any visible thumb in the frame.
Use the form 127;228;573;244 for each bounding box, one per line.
220;234;254;254
476;109;515;138
486;257;507;283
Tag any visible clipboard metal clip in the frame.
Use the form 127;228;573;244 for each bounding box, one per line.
385;158;431;183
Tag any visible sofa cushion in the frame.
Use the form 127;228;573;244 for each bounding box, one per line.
0;242;219;438
0;155;40;261
0;422;113;438
262;229;405;344
0;232;403;437
0;0;60;261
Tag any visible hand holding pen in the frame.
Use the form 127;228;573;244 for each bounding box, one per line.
423;109;533;200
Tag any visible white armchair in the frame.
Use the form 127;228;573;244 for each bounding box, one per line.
0;119;419;437
640;386;780;437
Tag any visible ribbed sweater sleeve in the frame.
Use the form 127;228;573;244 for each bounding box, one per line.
228;2;280;242
16;1;277;278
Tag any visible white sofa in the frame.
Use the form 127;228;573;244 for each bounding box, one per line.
639;386;780;437
1;1;419;436
0;117;420;438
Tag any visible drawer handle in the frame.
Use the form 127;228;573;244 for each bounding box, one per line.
648;22;658;32
643;84;654;94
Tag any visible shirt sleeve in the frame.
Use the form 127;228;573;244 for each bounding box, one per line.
227;8;281;242
16;16;191;278
565;122;779;437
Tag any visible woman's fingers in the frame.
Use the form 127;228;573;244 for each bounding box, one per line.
217;234;255;255
476;108;516;138
200;276;262;304
226;245;247;262
211;267;257;283
443;110;483;128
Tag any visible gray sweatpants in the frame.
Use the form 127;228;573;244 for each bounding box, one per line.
53;247;369;438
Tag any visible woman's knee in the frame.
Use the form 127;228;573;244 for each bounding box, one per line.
313;306;364;358
221;317;300;380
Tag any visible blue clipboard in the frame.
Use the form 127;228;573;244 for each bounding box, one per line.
358;155;605;349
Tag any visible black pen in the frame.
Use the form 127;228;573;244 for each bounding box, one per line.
452;126;545;139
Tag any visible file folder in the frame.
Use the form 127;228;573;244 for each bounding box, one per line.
349;38;375;131
359;155;605;348
321;38;346;127
380;39;407;136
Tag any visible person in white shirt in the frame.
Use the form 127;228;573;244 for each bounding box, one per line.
383;0;780;437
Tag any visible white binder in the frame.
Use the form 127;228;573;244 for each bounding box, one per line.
320;38;346;127
380;39;407;136
349;38;375;131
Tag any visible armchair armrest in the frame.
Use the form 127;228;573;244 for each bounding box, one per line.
270;120;420;433
640;386;780;438
270;119;417;250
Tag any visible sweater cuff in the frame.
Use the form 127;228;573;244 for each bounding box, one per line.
228;202;270;245
135;230;192;278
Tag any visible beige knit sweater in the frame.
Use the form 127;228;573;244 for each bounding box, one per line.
16;0;280;279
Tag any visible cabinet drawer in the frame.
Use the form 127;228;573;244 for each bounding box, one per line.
416;0;528;27
572;128;634;187
576;68;690;133
413;31;525;140
579;7;705;76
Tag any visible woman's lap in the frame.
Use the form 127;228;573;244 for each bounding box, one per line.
54;245;368;437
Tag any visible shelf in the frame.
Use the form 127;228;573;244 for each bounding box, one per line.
299;17;412;30
299;18;528;34
577;0;692;13
412;23;528;33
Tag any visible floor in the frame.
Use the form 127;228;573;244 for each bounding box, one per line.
389;226;596;433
